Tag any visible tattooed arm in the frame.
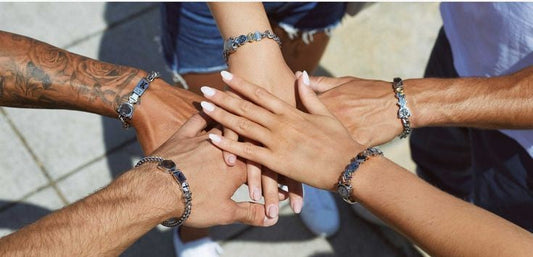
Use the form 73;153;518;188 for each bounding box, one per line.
0;30;203;153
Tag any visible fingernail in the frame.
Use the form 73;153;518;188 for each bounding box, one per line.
263;216;277;227
252;188;261;201
200;86;215;97
295;71;303;79
291;199;303;214
302;70;310;86
200;101;215;112
227;154;236;165
208;133;221;143
267;205;279;218
220;70;233;80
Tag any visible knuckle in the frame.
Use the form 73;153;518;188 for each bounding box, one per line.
237;118;252;131
242;142;256;156
239;101;253;114
246;205;259;224
254;87;267;97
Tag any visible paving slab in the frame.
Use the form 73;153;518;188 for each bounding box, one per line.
321;2;442;80
0;2;155;49
0;186;65;237
0;110;48;208
3;108;136;180
56;140;142;203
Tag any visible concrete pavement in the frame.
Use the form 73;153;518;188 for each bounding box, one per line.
0;2;441;256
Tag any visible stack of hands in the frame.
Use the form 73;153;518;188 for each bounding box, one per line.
150;70;394;228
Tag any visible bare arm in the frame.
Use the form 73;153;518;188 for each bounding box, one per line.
308;65;533;147
0;166;180;257
207;3;303;215
408;65;533;129
353;157;533;257
0;30;204;153
207;2;296;104
0;114;273;257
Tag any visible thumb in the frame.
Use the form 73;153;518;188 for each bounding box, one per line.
234;201;278;227
297;71;333;116
176;113;208;139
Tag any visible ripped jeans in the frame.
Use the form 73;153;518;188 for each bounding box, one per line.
160;2;346;87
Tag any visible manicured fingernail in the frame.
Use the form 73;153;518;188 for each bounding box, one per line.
295;71;303;79
291;199;303;214
227;154;236;165
252;188;261;201
200;101;215;112
267;204;279;218
200;86;215;97
220;70;233;80
302;70;310;86
208;133;221;143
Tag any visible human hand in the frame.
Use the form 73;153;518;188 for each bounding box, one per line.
309;75;402;147
225;61;304;216
199;71;363;191
148;112;277;228
131;79;205;154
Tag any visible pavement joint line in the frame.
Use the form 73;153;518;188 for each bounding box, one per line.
61;3;158;50
0;107;69;206
51;136;139;194
0;184;59;214
0;129;136;214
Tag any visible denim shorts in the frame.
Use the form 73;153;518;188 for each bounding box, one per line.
160;2;346;79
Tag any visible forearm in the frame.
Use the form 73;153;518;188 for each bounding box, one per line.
208;3;296;104
408;66;533;129
0;165;182;257
0;30;146;117
352;157;533;257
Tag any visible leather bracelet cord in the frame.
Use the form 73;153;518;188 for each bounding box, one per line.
135;156;192;227
337;147;383;204
223;30;282;62
392;77;412;139
116;71;160;129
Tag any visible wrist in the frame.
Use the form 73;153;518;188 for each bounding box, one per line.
131;163;185;223
227;41;296;104
404;77;455;129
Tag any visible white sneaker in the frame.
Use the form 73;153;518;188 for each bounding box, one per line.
299;184;340;237
351;203;386;226
172;228;223;257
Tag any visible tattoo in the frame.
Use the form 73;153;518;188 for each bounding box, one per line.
0;31;140;115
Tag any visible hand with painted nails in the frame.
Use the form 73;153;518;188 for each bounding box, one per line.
200;71;363;191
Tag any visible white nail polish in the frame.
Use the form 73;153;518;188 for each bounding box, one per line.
208;133;221;143
302;70;310;86
200;101;215;112
220;70;233;80
200;86;215;97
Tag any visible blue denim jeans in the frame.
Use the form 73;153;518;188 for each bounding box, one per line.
160;2;346;76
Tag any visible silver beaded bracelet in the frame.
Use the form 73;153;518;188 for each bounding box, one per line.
116;71;160;129
392;77;412;139
222;30;282;61
135;156;192;227
337;147;383;204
